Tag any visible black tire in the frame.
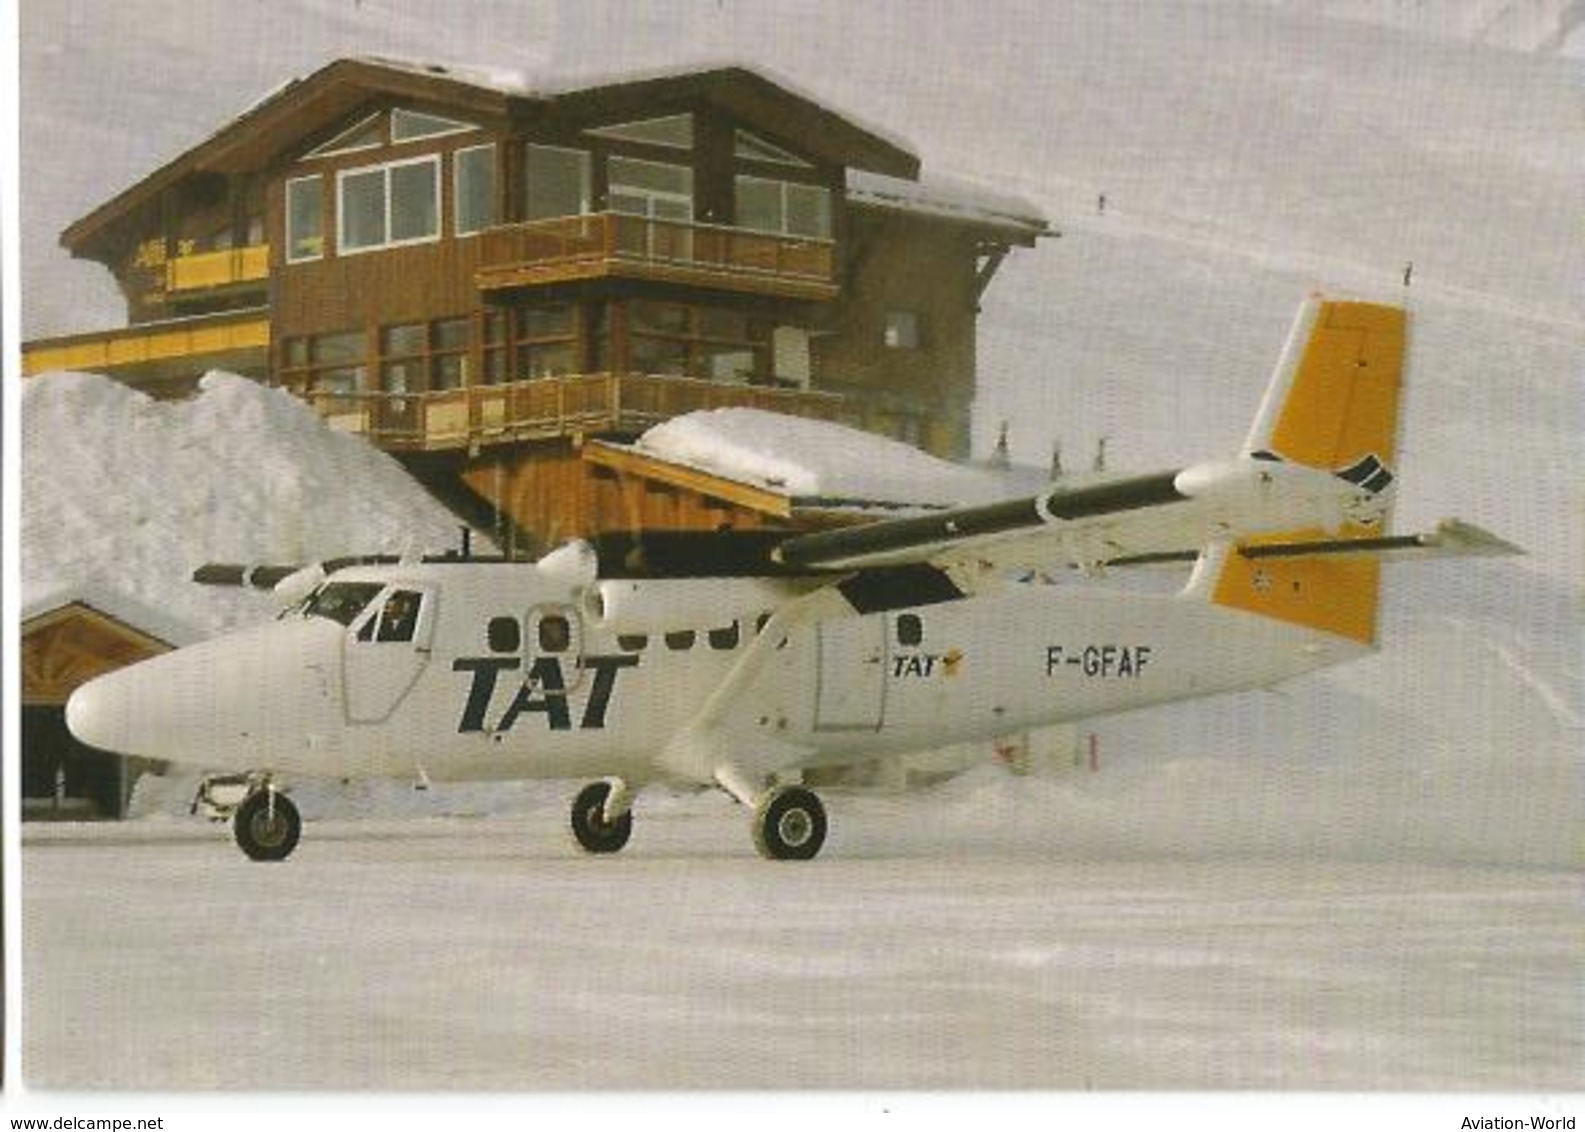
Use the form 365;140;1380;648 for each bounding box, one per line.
233;790;301;862
753;785;827;861
570;781;633;854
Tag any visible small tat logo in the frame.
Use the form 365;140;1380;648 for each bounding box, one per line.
1251;449;1395;496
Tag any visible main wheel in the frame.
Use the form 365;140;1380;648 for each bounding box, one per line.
753;785;827;861
570;781;633;854
233;789;301;862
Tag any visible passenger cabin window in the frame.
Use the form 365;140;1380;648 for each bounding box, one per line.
488;616;521;653
618;634;649;653
664;629;696;651
897;613;923;648
708;622;741;651
538;614;572;653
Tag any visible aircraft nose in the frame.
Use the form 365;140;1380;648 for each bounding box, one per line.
66;669;138;755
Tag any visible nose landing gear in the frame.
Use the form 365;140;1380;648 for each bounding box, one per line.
232;785;301;862
570;779;633;854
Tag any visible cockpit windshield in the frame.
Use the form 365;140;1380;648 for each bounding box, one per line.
300;582;385;626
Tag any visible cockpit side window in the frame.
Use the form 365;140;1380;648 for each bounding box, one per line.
304;582;384;627
375;590;424;642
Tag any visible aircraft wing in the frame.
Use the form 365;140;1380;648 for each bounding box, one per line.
774;458;1383;577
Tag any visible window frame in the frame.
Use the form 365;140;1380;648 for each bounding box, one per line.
284;175;325;264
335;153;443;256
453;143;497;237
734;174;832;239
523;144;593;221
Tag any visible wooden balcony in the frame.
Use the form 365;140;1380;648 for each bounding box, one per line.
164;245;270;293
295;371;853;453
475;214;838;302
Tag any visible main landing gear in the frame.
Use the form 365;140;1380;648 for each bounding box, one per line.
752;785;827;861
567;778;829;860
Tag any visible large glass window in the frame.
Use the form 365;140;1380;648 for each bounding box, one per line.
524;145;592;221
624;300;765;384
285;176;324;262
379;317;471;392
609;157;693;218
337;156;440;253
585;114;693;150
735;176;831;238
454;144;496;235
483;305;579;383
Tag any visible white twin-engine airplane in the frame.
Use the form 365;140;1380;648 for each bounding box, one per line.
67;296;1518;861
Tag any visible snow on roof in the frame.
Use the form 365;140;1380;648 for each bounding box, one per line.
846;168;1052;236
352;54;920;158
633;408;1046;510
22;371;483;639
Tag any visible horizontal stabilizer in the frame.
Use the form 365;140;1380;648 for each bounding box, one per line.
1235;519;1522;563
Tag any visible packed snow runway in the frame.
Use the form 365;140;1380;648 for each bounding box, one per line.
23;792;1580;1092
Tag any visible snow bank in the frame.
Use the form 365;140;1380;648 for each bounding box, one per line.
22;371;478;637
635;407;1035;506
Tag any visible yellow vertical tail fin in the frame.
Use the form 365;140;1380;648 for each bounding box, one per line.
1209;296;1408;646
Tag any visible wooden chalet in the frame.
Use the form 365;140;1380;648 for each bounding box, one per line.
23;57;1050;551
21;588;200;818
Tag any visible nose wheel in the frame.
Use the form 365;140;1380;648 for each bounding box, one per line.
233;788;301;862
570;780;633;854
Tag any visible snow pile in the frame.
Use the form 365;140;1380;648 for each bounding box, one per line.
22;371;477;637
635;407;1034;506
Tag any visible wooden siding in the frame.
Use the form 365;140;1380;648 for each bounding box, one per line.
815;208;982;458
22;605;174;706
459;441;783;554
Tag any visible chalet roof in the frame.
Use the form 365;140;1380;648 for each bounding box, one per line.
23;579;205;650
846;169;1052;242
62;56;923;258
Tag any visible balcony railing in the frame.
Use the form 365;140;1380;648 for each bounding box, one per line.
165;245;271;293
295;371;851;452
475;214;838;301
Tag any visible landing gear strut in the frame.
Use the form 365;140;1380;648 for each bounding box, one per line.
753;785;827;861
233;787;301;862
570;780;633;854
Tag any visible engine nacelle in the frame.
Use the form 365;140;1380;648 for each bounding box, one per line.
583;577;798;633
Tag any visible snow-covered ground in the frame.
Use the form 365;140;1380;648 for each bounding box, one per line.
22;797;1581;1091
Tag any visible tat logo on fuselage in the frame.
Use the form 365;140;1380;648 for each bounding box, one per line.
451;654;640;733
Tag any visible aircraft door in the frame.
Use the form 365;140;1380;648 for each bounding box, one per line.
814;614;887;731
344;586;435;723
